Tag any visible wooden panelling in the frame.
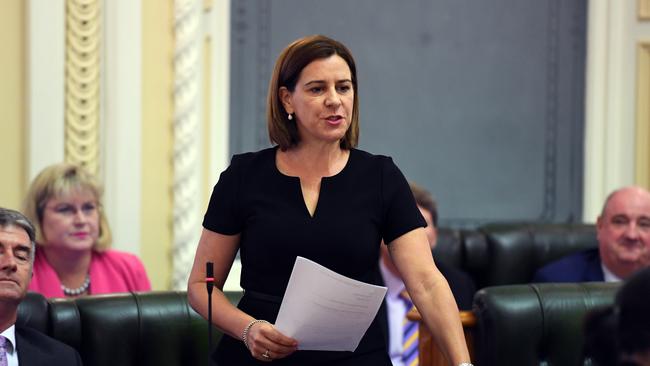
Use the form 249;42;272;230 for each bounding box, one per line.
408;309;476;366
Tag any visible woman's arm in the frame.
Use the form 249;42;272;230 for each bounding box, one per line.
187;228;297;361
388;227;471;366
187;228;247;338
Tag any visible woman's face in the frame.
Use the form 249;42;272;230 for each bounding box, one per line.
280;54;354;146
41;189;99;251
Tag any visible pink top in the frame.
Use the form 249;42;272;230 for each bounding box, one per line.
28;248;152;298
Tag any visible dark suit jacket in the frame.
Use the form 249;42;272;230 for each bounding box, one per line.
16;325;83;366
377;259;477;347
532;248;605;283
436;260;476;311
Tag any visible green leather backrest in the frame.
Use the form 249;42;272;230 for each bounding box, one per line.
19;290;244;366
473;283;619;366
433;223;598;288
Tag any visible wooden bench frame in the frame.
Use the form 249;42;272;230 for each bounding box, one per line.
407;310;476;366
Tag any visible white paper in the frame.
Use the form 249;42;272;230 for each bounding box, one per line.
274;256;387;351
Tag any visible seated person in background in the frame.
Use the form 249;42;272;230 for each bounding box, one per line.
533;186;650;283
582;307;618;366
0;207;82;365
582;266;650;366
23;163;151;298
616;266;650;365
380;182;476;366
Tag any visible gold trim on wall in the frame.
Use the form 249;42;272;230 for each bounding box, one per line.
65;0;101;174
0;0;26;210
636;42;650;188
204;0;213;12
640;0;650;20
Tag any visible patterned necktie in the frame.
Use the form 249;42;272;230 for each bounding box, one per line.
0;335;8;366
400;290;419;366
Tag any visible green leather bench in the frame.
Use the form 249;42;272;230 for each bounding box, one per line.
434;223;598;288
472;282;619;365
17;290;243;366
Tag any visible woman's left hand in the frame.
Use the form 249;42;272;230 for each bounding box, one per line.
246;321;298;362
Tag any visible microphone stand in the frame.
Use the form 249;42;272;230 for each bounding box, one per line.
206;262;215;366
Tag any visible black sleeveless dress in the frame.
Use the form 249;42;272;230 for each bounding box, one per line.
203;146;425;366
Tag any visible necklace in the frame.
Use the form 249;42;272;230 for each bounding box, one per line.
61;274;91;296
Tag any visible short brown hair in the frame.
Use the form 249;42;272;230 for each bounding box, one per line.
409;182;438;227
22;163;112;251
267;34;360;150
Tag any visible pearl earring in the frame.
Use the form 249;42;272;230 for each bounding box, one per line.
288;113;293;121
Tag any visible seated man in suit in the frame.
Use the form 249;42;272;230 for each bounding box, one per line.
379;182;476;366
0;207;82;365
533;186;650;283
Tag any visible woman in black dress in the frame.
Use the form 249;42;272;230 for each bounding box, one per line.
187;35;472;366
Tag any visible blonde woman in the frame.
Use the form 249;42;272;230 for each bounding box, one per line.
23;163;150;298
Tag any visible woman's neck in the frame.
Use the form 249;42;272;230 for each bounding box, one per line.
41;246;92;288
281;142;349;178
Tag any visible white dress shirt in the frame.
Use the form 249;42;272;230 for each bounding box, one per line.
1;324;18;366
601;263;623;283
380;259;411;366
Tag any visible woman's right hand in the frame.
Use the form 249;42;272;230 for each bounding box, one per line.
245;321;298;362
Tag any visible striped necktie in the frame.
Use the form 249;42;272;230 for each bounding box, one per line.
0;335;8;366
400;290;419;366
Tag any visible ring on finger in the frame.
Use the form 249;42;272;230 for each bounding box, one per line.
262;349;271;359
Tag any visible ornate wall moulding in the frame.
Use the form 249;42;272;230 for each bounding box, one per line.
65;0;101;174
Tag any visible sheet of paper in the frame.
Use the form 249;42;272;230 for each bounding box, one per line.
274;256;387;351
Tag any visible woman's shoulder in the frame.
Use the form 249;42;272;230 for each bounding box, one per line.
348;149;408;190
92;250;151;291
225;146;277;177
230;146;276;166
351;148;393;161
350;148;397;170
93;249;145;268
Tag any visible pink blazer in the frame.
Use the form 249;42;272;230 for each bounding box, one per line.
28;248;152;298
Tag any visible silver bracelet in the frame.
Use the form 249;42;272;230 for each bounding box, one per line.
458;363;474;366
241;319;271;350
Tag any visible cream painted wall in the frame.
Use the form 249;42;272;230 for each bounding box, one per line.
583;0;650;222
141;0;174;290
633;1;650;187
0;1;26;210
103;0;143;260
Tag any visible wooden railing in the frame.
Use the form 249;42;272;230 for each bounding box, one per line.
407;309;476;366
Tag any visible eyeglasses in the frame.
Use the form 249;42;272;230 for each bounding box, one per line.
46;202;98;217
